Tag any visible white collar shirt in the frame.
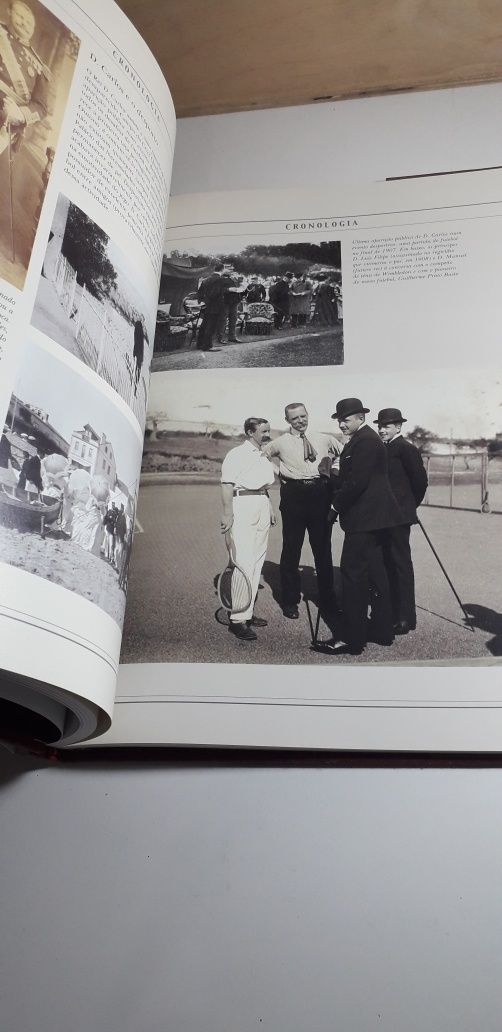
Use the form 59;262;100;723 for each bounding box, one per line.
221;439;276;490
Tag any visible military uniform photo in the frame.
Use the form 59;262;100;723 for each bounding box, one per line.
0;0;79;288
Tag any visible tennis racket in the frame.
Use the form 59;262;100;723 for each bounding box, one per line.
217;530;253;615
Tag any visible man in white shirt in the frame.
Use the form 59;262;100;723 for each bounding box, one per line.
220;417;277;641
263;402;342;620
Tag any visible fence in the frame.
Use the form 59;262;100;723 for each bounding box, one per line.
422;451;501;514
53;257;147;425
54;253;77;316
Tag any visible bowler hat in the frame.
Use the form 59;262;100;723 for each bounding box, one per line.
331;398;370;420
373;407;407;425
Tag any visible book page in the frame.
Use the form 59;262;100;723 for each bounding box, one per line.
113;171;502;751
0;0;175;743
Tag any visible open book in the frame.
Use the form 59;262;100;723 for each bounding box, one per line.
0;0;500;751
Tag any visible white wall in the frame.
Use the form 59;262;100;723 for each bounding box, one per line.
171;83;502;194
3;84;502;1032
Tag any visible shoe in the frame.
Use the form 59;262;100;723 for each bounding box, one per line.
393;620;412;635
249;615;268;627
229;623;257;641
282;605;299;619
316;639;363;656
218;337;228;344
367;627;394;643
227;337;239;343
367;621;394;646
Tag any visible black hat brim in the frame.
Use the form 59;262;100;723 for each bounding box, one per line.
331;407;370;419
373;417;408;424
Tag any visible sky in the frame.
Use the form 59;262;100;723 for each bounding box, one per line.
148;365;502;440
106;239;155;335
15;340;142;492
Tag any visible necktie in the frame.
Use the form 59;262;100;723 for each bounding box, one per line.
300;432;317;462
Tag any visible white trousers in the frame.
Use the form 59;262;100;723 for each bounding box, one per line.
230;495;271;623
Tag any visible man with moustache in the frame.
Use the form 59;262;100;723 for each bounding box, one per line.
328;398;404;655
264;402;342;620
220;417;277;642
376;407;428;635
0;1;50;156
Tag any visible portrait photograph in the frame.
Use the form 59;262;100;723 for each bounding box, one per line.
0;0;80;289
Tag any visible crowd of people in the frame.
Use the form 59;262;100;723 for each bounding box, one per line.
0;426;133;591
195;264;342;351
220;400;428;655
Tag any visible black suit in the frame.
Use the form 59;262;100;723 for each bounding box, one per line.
197;273;226;349
331;424;403;651
383;436;428;627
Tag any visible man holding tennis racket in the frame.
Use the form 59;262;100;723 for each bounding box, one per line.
220;418;277;641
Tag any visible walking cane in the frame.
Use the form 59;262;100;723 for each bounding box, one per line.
7;125;15;264
418;518;474;630
305;597;322;647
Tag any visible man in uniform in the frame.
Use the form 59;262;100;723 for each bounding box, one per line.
264;402;342;621
0;1;51;156
376;406;428;635
221;417;277;641
329;398;404;655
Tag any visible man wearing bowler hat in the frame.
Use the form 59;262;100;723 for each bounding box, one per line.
376;407;428;635
329;398;404;655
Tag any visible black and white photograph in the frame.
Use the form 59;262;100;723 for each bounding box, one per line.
153;239;343;371
120;365;502;665
31;194;153;425
0;340;141;625
0;0;80;289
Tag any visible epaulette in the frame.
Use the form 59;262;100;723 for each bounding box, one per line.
28;44;52;81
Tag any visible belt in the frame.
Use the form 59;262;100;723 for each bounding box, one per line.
233;487;269;497
281;477;322;486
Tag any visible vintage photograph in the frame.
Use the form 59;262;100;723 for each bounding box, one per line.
0;341;141;625
153;240;343;371
120;365;502;665
31;194;153;424
0;0;80;289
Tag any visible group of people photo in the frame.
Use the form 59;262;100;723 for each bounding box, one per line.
220;398;428;656
153;241;344;370
0;422;134;591
196;265;342;351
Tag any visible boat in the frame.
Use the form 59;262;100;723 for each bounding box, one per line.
0;484;62;537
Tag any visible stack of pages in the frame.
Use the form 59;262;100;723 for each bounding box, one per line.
0;0;500;751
